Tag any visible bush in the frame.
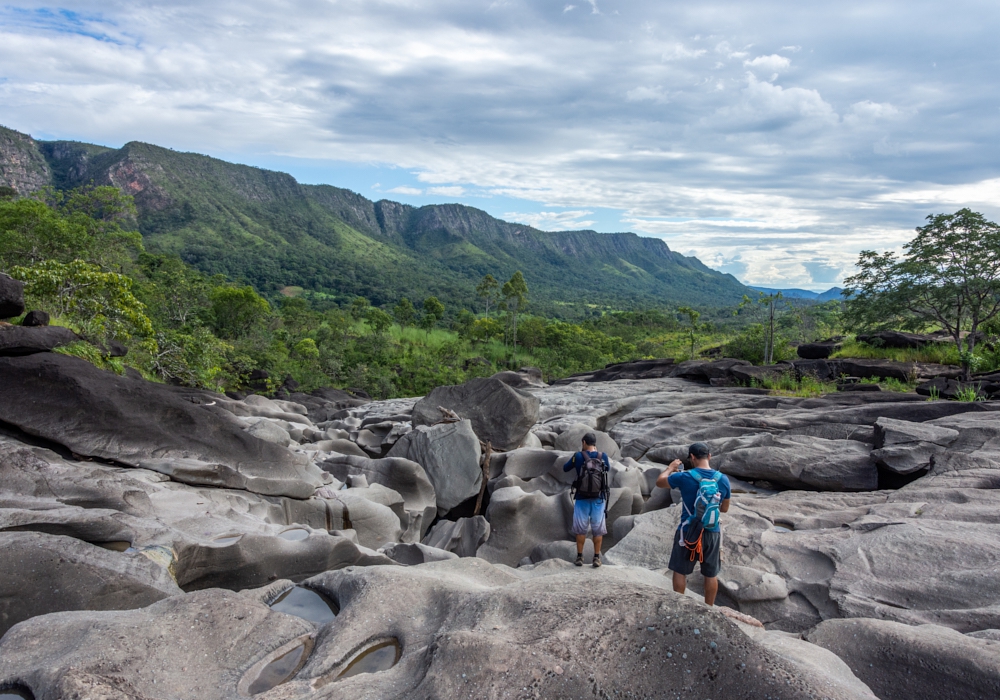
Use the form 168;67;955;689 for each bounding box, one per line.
720;324;794;364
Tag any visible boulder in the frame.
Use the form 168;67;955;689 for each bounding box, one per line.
412;376;539;450
857;330;942;349
797;340;840;359
0;353;325;498
806;618;1000;700
20;309;49;327
388;419;482;515
476;487;572;566
871;417;960;474
729;363;790;385
0;325;79;356
244;417;292;446
421;515;491;557
553;422;622;460
551;358;677;384
0;589;316;700
670;358;752;382
0;531;182;637
0;272;24;319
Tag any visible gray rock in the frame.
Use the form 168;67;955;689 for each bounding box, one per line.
20;309;49;326
0;324;79;355
554;422;622;460
0;353;325;498
388;419;482;515
0;531;182;637
871;416;960;474
806;618;1000;700
412;376;540;450
244;417;292;446
421;515;491;557
0;272;24;319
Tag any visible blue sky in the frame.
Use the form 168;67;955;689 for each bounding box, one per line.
2;0;998;290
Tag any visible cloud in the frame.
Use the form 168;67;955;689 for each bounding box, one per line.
503;210;596;230
743;54;791;74
802;261;843;284
0;0;997;290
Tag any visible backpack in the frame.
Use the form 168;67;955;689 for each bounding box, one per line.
678;470;723;561
572;452;608;501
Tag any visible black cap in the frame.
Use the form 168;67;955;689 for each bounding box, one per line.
689;442;711;458
582;432;598;446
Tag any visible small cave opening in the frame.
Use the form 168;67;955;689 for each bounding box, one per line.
877;463;929;490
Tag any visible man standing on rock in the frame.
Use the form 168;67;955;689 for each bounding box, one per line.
563;432;611;568
657;442;731;605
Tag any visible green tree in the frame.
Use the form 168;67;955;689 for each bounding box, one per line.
735;292;787;365
11;259;153;342
349;296;370;321
421;296;445;333
502;271;529;356
517;316;547;351
845;209;1000;378
208;285;271;340
365;307;394;336
476;274;500;318
135;253;212;328
677;306;701;360
393;297;416;327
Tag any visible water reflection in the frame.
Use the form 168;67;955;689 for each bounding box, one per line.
269;587;337;625
246;642;308;695
339;640;401;679
211;534;243;546
278;528;309;541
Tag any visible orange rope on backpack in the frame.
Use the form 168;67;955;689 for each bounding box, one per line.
685;532;704;563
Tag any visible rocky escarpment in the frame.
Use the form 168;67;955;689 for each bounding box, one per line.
0;126;50;196
2;343;1000;697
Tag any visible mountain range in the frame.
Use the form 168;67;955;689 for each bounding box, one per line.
0;124;755;315
749;286;844;301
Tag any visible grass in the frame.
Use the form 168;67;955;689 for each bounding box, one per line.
750;372;839;397
829;338;961;366
859;376;919;392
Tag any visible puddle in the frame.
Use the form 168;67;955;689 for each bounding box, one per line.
278;528;309;541
772;525;792;533
212;534;244;546
0;687;33;700
94;541;132;552
246;642;309;695
270;587;338;625
339;639;401;679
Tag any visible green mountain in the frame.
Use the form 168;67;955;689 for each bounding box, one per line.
1;125;750;314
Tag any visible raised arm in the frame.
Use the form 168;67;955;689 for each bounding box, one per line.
563;453;579;472
655;459;684;488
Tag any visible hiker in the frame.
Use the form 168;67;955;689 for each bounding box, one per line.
656;442;731;605
563;432;611;568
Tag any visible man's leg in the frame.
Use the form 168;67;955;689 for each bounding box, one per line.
703;576;718;606
592;535;603;554
576;534;586;553
672;571;686;594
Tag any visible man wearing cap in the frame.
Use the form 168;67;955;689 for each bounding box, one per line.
563;432;611;568
656;442;731;605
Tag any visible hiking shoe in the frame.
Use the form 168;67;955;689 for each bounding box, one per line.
592;554;602;568
574;553;584;567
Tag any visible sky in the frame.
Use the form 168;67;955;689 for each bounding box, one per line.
1;1;998;291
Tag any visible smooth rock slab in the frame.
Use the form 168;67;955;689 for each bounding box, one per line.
387;419;481;515
0;273;24;319
0;353;325;498
411;376;539;450
0;325;79;356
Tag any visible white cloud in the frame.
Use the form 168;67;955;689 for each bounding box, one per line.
387;186;423;195
626;85;670;103
503;210;596;230
427;185;465;197
743;54;791;74
661;43;707;61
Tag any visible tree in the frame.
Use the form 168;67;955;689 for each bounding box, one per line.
502;271;529;356
365;307;393;336
844;209;1000;378
677;306;701;360
208;285;271;340
736;292;787;365
393;297;416;327
517;316;547;351
349;296;370;321
11;259;153;342
420;296;445;334
476;274;500;318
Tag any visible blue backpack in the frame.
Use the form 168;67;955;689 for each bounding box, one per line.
679;470;723;557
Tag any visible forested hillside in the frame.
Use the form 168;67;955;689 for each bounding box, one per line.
0;125;749;315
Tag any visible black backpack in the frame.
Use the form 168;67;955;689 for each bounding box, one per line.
573;452;608;500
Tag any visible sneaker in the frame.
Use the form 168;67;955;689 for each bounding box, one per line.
592;554;602;568
574;553;584;567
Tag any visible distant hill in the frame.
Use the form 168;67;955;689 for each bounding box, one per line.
749;286;844;302
1;124;752;315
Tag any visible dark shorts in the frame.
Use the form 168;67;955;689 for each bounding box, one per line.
668;529;721;578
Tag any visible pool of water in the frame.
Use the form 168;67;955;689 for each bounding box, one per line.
278;528;309;541
0;686;34;700
94;541;132;552
269;587;337;625
339;640;401;679
246;642;309;695
772;526;792;533
211;534;243;546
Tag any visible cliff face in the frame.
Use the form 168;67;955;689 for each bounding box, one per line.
0;123;749;309
0;126;50;195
